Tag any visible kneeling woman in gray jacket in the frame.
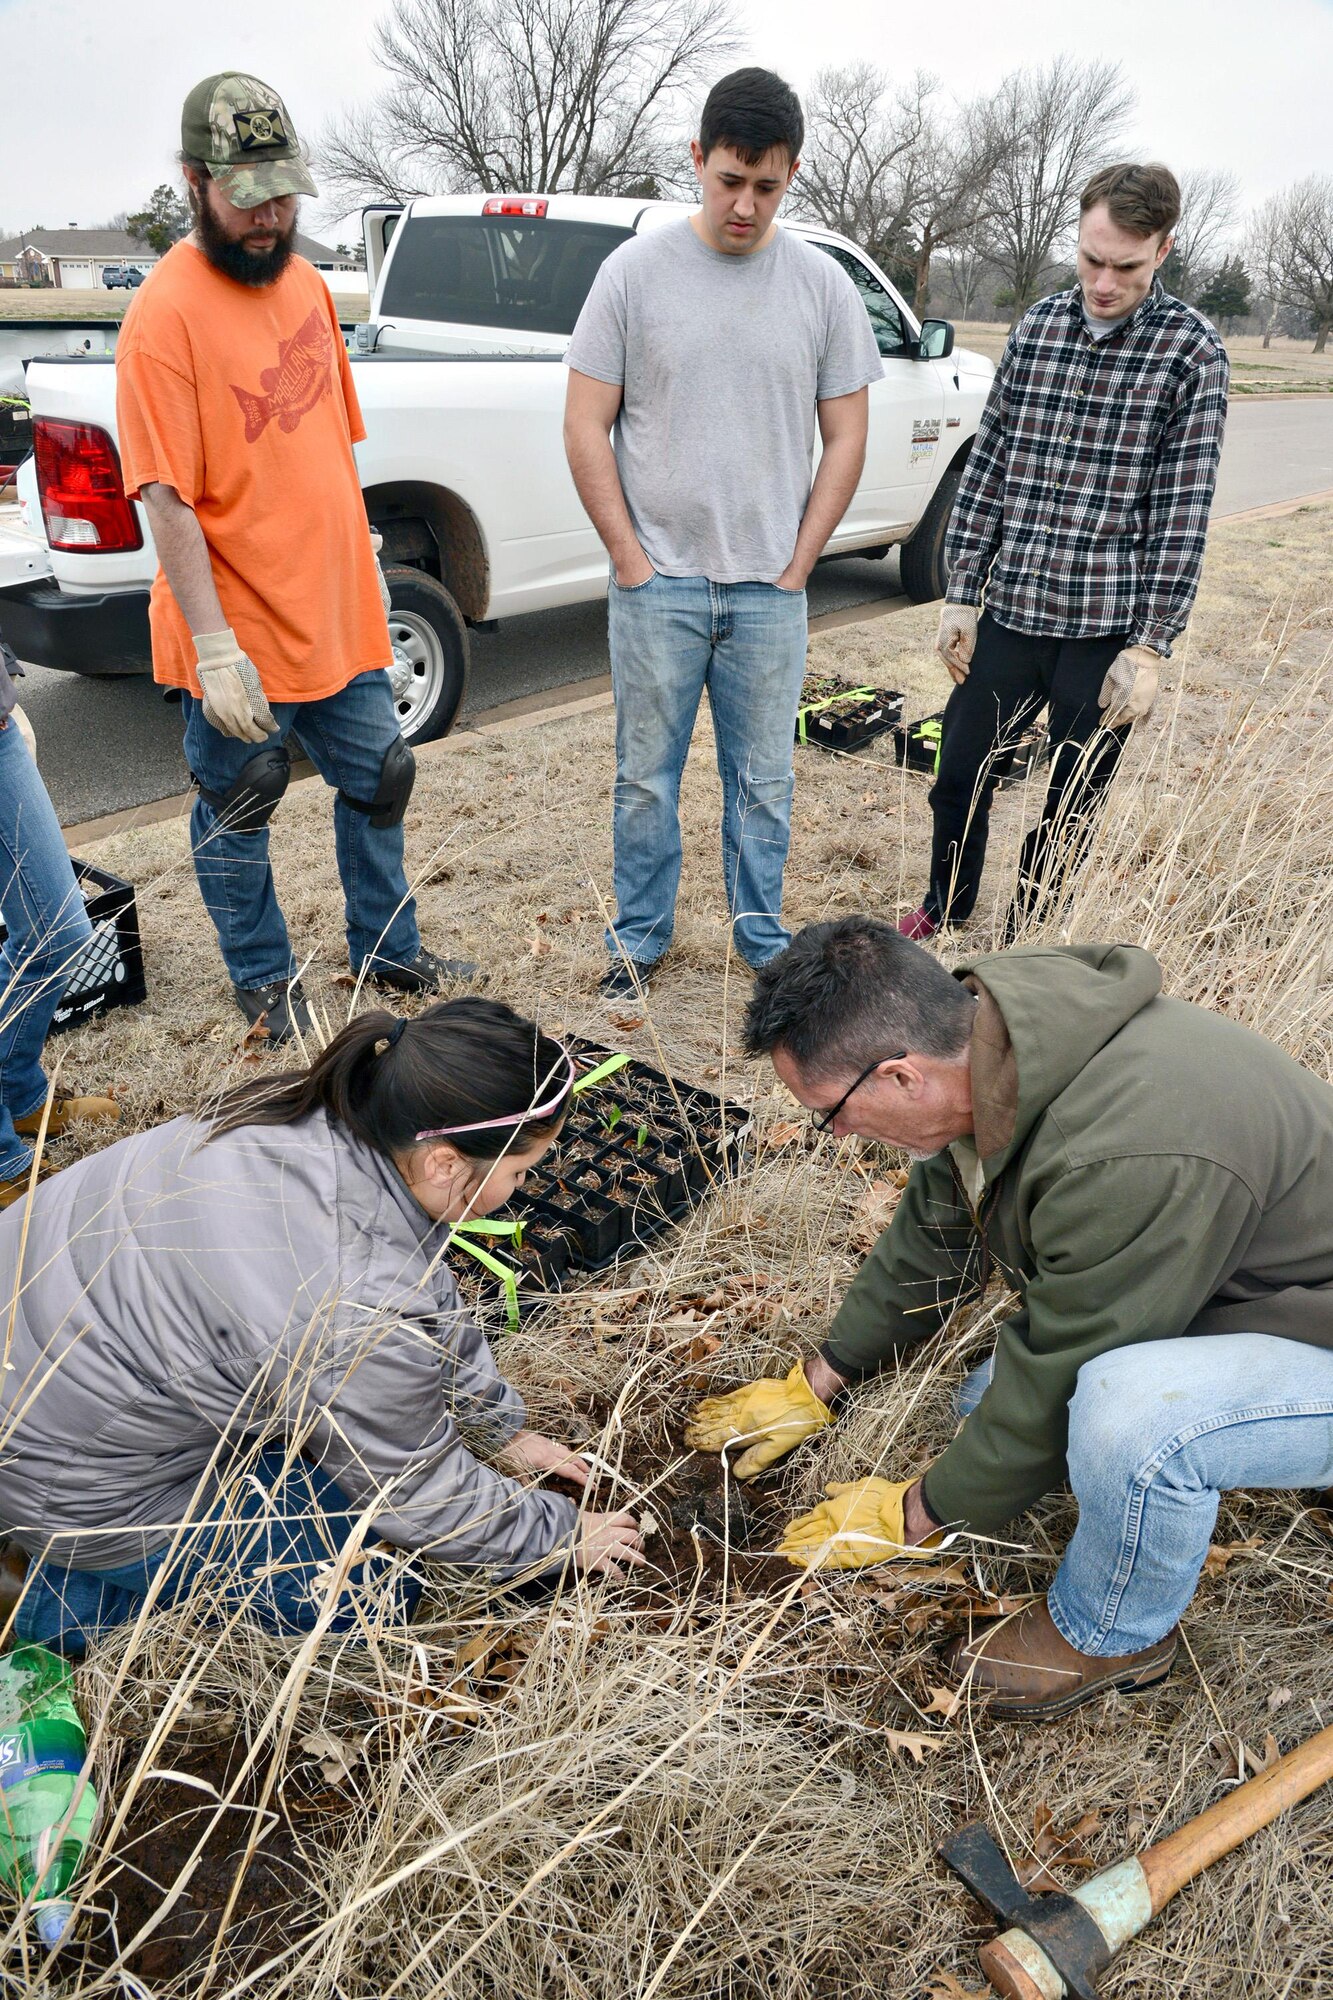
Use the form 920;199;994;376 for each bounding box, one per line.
0;998;644;1654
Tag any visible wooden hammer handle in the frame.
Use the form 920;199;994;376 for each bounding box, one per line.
1140;1721;1333;1914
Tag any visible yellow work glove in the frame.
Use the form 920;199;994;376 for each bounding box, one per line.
936;603;978;684
777;1477;946;1570
684;1360;833;1480
1098;644;1160;727
193;629;276;744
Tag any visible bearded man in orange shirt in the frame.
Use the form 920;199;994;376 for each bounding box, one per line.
116;73;474;1040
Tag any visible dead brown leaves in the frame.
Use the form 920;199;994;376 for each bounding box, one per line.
1015;1804;1103;1893
849;1172;910;1252
925;1975;992;2000
1208;1731;1282;1782
1202;1536;1263;1576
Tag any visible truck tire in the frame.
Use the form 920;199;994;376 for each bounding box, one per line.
383;567;469;745
898;456;966;604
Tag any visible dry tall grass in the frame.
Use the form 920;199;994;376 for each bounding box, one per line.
3;504;1332;1996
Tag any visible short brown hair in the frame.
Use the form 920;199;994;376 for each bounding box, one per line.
1079;162;1180;242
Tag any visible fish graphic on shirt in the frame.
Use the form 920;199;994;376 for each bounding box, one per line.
230;308;334;443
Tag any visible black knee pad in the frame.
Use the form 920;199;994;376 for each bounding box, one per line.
339;733;416;829
194;744;291;836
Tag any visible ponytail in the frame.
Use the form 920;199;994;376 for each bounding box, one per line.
205;997;571;1159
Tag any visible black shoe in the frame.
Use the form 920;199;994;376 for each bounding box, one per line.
232;978;312;1045
366;947;480;995
598;958;657;1002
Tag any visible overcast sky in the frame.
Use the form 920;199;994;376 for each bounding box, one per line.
2;0;1328;246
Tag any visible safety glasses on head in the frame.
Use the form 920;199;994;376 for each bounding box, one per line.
415;1048;576;1142
809;1051;907;1133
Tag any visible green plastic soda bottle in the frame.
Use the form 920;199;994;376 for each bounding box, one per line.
0;1645;98;1948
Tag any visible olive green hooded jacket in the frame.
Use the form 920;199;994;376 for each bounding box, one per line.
824;944;1333;1534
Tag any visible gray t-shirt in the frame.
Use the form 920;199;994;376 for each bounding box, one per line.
1083;306;1130;342
566;219;884;583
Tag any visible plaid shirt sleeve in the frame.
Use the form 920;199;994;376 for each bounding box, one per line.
1133;337;1230;654
942;334;1015;605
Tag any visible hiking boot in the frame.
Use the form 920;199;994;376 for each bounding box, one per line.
366;948;480;995
0;1158;56;1212
896;905;938;943
232;978;312;1046
944;1598;1179;1720
599;958;658;1002
14;1087;121;1141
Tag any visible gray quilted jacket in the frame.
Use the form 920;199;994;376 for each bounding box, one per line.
0;1109;578;1574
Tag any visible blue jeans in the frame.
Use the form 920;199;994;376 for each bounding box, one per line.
183;669;420;989
13;1449;423;1657
606;574;808;969
0;718;94;1179
957;1334;1333;1653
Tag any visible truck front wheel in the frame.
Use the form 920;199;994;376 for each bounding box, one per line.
898;457;965;604
383;568;470;745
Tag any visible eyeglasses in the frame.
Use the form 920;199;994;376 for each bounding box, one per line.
415;1049;576;1142
809;1051;907;1134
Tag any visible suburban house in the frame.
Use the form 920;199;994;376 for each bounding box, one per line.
0;228;362;289
0;230;160;288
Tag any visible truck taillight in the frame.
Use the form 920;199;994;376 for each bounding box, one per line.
482;196;549;217
33;418;143;554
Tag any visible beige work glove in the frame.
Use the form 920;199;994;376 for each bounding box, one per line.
369;529;393;618
777;1477;947;1570
1098;644;1160;727
685;1360;834;1480
11;703;36;759
937;603;978;684
193;629;276;744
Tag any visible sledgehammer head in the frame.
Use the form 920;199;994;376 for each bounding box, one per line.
938;1823;1151;2000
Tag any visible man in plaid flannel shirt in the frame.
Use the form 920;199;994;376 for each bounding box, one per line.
899;162;1229;942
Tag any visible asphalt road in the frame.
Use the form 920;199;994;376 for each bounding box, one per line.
10;396;1333;828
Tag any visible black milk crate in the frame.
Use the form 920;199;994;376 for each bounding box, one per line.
796;681;905;753
892;711;946;775
0;860;146;1034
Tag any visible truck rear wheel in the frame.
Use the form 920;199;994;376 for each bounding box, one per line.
383;568;469;745
898;457;965;604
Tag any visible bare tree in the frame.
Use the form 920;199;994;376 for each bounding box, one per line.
1246;194;1287;348
317;0;736;208
905;102;1006;312
983;56;1134;323
796;65;1004;311
1248;176;1333;353
1163;167;1239;300
794;63;934;284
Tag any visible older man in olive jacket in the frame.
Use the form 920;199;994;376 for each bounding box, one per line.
686;916;1333;1718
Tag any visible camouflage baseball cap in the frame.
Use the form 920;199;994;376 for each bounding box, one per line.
181;72;318;207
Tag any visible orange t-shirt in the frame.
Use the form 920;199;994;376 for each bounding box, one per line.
116;241;390;702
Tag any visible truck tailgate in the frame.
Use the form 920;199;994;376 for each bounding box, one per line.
0;509;53;593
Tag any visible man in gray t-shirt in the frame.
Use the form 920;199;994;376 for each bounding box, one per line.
564;67;883;995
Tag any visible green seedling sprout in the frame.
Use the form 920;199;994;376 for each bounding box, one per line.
635;1123;648;1150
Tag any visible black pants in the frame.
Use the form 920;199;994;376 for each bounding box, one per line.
924;613;1131;926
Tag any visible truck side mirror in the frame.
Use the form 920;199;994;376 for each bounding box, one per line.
917;319;955;360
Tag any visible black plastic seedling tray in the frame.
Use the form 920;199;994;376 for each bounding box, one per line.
892;711;946;775
796;678;905;753
992;724;1051;792
446;1042;752;1315
0;859;147;1034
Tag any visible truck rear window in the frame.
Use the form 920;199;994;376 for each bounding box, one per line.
378;217;634;336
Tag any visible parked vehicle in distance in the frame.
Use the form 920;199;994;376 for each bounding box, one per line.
2;195;994;746
100;266;146;290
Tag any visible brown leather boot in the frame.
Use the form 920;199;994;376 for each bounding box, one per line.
14;1087;121;1140
944;1599;1179;1720
0;1158;55;1211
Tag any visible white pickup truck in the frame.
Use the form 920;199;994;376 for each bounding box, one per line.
0;194;993;744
